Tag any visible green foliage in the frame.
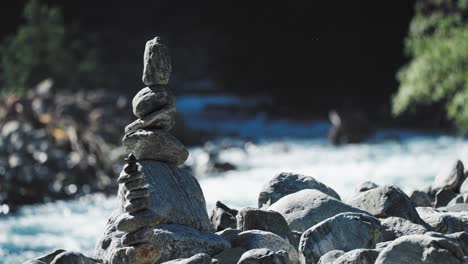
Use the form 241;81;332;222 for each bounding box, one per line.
393;0;468;133
0;0;98;96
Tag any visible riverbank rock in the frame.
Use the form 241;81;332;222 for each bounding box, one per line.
327;109;374;145
435;188;459;208
269;189;366;232
348;185;425;225
381;217;428;241
333;249;380;264
238;248;290;264
416;207;468;233
356;181;379;193
161;253;212;264
410;190;433;207
375;234;465;264
298;212;382;264
317;250;345;264
210;201;238;231
132;85;174;118
142;37;172;85
258;172;340;208
425;231;468;256
213;247;246;264
431;160;465;192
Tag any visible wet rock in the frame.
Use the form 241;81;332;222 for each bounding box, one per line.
431;160;465;192
232;230;299;264
356;181;379;193
237;207;295;246
161;253;212;264
259;172;340;208
50;251;97;264
333;249;380;264
381;217;428;241
327;109;374;145
316;250;345;264
298;212;382;264
269;189;366;232
435;188;459;208
417;207;468;233
210;201;238;232
410;190;433;207
348;185;425;225
213;247;246;264
238;248;290;264
132;86;174;118
375;234;465;264
142;37;172;85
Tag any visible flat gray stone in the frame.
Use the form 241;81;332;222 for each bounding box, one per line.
50;251;97;264
333;249;380;264
259;172;340;208
431;160;465;192
381;216;428;241
125;106;176;134
122;129;188;165
161;253;212;264
298;212;382;264
410;190;433;207
375;234;465;264
142;37;171;85
132;86;174;118
317;250;344;264
215;228;241;245
238;248;290;264
417;207;468;233
348;185;425;225
210;201;237;232
269;189;366;232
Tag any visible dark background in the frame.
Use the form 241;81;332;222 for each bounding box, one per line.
0;1;416;122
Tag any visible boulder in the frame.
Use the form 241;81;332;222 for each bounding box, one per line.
142;37;172;85
460;177;468;194
417;207;468;233
298;213;382;264
448;194;468;206
232;230;299;264
333;249;380;264
435;188;459;208
161;253;212;264
132;86;174;118
215;228;241;245
348;185;425;225
425;232;468;256
375;234;465;264
316;250;345;264
236;207;295;245
24;249;66;264
237;248;290;264
410;190;433;207
444;203;468;212
381;216;428;241
213;247;246;264
210;201;238;232
355;181;379;193
269;189;366;232
125;106;176;134
327;109;374;145
431;160;465;192
258;172;340;208
50;251;97;264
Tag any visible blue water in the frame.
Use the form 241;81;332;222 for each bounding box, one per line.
1;94;467;263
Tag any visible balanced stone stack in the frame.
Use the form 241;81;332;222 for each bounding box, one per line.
94;37;228;264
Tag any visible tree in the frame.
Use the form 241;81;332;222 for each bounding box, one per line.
393;0;468;133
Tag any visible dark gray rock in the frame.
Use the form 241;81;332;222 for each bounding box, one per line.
236;207;295;246
375;234;465;264
327;109;374;145
50;251;97;264
216;228;242;245
316;250;345;264
161;253;212;264
435;188;459;208
24;249;66;264
210;201;238;232
431;160;465;192
460;177;468;194
213;247;246;264
258;172;340;208
410;190;433;207
333;249;380;264
348;185;425;225
142;37;172;85
132;86;174;118
238;248;290;264
381;216;428;241
417;207;468;233
356;181;379;193
232;230;299;264
298;213;382;264
125;106;176;134
269;189;366;232
122;129;188;165
425;232;468;256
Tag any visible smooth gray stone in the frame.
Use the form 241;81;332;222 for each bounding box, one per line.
122;226;153;246
269;189;366;232
317;250;344;264
132;86;174;118
435;188;459;208
122;129;188;165
124;178;149;191
161;253;212;264
348;185;425;225
142;37;172;85
124;198;149;213
232;230;299;264
298;213;382;264
238;248;290;264
152;224;229;263
50;251;97;264
431;160;465;192
118;170;144;184
410;190;433;207
381;216;428;241
210;201;238;232
117;160;212;232
26;249;66;264
258;172;340;208
236;207;295;246
444;203;468;212
213;247;246;264
375;234;465;264
417;207;468;233
333;249;380;264
425;231;468;256
216;228;242;245
125;188;150;201
116;210;163;233
356;181;379;193
125;106;176;134
460;176;468;194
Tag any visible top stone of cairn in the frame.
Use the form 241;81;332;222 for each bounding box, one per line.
142;36;172;85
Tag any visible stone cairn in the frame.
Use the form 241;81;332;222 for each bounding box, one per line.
93;37;228;264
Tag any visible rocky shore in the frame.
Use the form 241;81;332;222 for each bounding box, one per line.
24;38;468;264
